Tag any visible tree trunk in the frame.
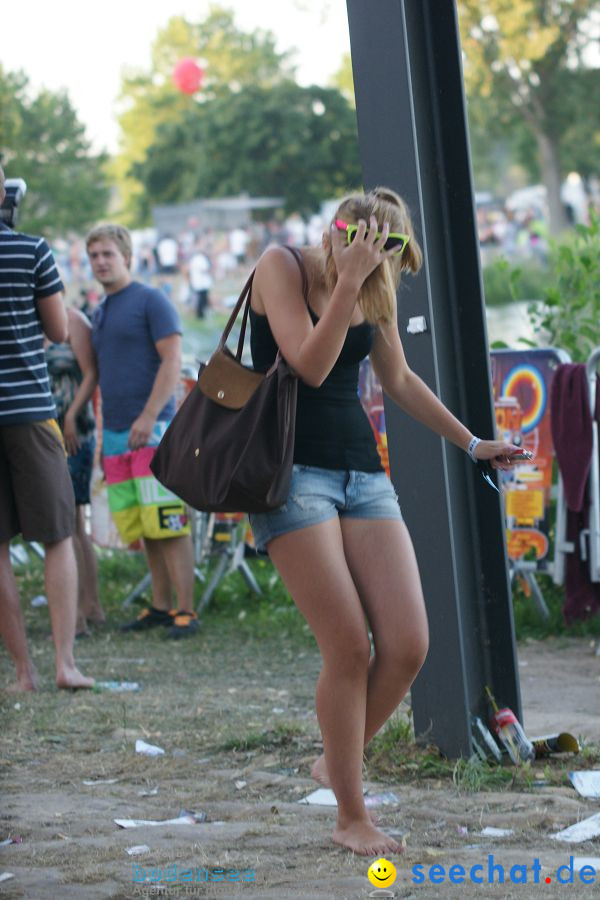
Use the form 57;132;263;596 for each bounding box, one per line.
535;129;569;236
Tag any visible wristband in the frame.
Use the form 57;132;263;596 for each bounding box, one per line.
467;436;481;462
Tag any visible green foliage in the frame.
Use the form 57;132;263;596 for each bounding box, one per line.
483;257;553;306
369;712;415;751
219;723;305;753
133;81;360;219
0;65;109;237
458;1;600;231
330;52;355;106
115;7;294;223
366;714;535;790
552;68;600;181
526;215;600;362
452;756;520;791
512;571;600;639
204;555;315;646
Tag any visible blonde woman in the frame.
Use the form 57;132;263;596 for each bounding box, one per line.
248;188;520;856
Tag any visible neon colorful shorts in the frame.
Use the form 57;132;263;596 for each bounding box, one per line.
102;422;190;544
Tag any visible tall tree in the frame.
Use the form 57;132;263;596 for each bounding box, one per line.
0;66;109;237
133;81;361;218
115;6;294;224
330;52;355;106
458;0;599;234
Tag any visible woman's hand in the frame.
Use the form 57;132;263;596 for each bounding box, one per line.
63;410;80;456
330;215;398;288
474;439;530;470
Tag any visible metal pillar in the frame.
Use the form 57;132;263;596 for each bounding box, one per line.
346;0;521;757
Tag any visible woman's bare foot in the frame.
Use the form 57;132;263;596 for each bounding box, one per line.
6;670;37;692
56;666;95;690
312;755;379;824
85;605;106;626
333;819;404;856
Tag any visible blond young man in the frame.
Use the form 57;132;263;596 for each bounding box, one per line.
86;225;197;637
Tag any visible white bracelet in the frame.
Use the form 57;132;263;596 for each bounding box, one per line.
467;436;481;462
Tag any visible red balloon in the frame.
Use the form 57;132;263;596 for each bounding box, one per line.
172;58;204;95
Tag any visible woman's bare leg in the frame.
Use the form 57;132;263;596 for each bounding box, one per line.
74;506;104;625
268;519;402;856
312;518;428;786
71;511;89;634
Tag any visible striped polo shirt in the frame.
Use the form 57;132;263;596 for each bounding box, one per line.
0;222;64;424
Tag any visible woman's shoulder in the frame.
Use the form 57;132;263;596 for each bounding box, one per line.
67;306;92;330
255;244;321;282
256;243;296;269
67;306;93;346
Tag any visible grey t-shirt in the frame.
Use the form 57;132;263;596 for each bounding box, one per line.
92;281;181;431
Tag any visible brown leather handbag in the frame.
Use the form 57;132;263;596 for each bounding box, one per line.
150;249;307;513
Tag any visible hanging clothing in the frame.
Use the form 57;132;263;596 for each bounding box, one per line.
550;363;600;623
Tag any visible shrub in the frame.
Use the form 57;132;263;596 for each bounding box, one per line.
483;257;552;307
527;215;600;362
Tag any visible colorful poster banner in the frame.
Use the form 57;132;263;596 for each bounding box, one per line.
359;349;566;571
358;359;390;476
491;348;567;568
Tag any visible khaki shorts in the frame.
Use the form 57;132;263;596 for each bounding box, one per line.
0;420;76;543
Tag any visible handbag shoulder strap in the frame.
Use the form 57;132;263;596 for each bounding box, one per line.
220;245;311;362
219;267;255;356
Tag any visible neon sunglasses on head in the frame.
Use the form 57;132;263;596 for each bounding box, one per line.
335;218;410;254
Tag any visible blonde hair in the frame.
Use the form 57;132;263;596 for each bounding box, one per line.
324;187;422;326
85;224;132;267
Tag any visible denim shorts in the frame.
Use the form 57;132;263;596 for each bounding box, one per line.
249;464;402;552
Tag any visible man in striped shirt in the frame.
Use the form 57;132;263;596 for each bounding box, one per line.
0;164;93;690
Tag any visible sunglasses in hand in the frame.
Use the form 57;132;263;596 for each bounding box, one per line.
335;218;410;254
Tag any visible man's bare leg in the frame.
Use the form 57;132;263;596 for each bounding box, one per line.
0;542;37;691
143;537;174;611
155;534;195;612
44;537;94;689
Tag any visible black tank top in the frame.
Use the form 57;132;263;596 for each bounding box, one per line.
249;252;383;473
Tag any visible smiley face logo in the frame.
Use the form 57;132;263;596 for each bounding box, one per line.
367;857;397;888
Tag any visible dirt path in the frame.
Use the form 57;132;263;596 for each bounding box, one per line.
1;614;600;898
